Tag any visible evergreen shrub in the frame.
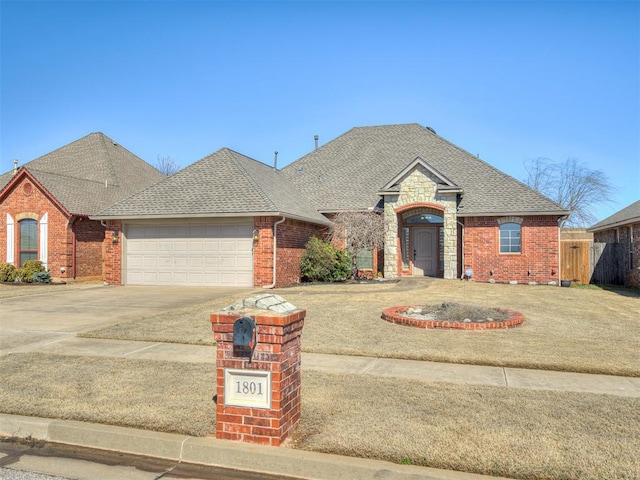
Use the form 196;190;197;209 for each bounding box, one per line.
300;237;352;282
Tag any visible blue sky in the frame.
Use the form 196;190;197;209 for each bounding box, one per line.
1;0;638;224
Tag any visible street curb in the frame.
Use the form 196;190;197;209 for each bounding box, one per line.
0;414;511;480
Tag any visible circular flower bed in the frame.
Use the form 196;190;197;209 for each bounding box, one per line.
382;302;524;330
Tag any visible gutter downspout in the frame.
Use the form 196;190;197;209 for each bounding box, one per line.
263;216;286;289
70;217;78;279
457;219;465;280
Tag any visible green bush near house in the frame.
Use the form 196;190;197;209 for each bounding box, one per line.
15;260;46;284
300;237;352;282
32;271;52;284
0;263;17;282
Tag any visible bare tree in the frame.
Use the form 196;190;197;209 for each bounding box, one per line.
155;155;180;176
328;211;384;276
524;157;616;227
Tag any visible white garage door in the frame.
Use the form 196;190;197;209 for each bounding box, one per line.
125;221;253;286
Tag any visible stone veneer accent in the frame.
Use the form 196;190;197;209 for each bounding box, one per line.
383;166;458;279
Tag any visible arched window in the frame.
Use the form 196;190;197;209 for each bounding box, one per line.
404;213;444;224
500;223;521;253
19;218;38;266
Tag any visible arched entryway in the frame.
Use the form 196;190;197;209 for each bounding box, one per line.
398;207;444;277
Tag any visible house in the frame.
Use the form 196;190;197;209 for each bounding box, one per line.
588;199;640;287
0;133;165;281
94;124;569;288
282;124;568;284
93;148;331;287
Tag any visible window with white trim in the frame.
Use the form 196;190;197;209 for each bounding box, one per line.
500;223;521;253
19;218;38;266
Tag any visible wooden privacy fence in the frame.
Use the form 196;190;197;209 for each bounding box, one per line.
561;241;625;285
590;242;625;285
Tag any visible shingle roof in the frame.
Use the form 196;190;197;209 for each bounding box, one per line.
588;199;640;231
94;148;331;225
0;133;164;216
281;123;568;216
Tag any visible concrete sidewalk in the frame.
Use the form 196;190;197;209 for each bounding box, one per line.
4;335;639;398
0;414;512;480
2;314;639;479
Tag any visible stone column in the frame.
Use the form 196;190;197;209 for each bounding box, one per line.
210;294;305;446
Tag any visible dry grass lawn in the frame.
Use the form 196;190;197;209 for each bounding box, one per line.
0;353;217;436
292;371;640;480
1;353;638;480
81;279;640;376
4;280;639;479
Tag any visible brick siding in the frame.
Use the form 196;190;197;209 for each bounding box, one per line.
72;218;105;279
211;309;305;446
254;217;324;288
102;220;123;285
462;215;561;284
1;175;107;281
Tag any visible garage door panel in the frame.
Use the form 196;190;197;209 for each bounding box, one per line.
220;257;237;268
188;272;204;283
158;241;172;252
173;241;187;253
237;272;253;284
143;256;158;268
204;257;220;267
128;255;143;268
143;272;158;283
173;272;188;284
157;272;173;283
188;257;203;267
236;256;253;268
189;242;204;253
174;256;188;268
126;221;253;286
204;241;220;252
157;256;172;268
220;240;236;252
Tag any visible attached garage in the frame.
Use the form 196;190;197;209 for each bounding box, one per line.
94;147;333;288
124;219;253;286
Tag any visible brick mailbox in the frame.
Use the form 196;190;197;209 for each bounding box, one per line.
210;294;305;446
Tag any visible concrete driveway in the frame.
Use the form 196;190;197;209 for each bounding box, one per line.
0;284;257;353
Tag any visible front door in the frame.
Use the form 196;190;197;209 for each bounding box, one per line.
412;228;437;276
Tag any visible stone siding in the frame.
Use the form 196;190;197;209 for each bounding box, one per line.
383;166;458;279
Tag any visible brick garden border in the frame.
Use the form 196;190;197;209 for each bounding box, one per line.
381;305;524;330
